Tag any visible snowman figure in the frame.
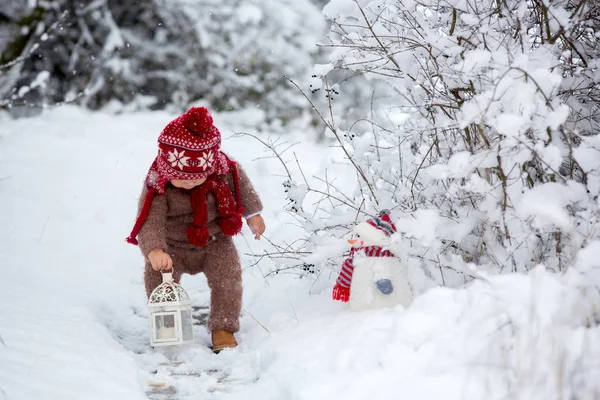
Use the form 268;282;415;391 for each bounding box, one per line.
332;210;413;311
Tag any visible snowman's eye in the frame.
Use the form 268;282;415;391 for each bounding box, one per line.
356;234;360;238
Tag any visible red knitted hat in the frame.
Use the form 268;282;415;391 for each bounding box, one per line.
148;106;231;194
126;107;243;246
365;209;397;237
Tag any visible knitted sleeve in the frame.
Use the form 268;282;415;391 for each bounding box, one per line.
137;185;168;258
234;164;263;218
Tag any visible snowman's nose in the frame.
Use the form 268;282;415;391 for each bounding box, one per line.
348;239;357;245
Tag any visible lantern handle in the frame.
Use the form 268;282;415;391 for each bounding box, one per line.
161;265;175;283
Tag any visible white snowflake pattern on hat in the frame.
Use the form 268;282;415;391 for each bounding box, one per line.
198;150;214;169
167;149;190;169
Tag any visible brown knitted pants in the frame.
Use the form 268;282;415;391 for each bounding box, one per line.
144;236;243;333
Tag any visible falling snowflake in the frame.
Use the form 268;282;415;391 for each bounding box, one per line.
167;149;190;169
198;151;214;169
146;170;159;187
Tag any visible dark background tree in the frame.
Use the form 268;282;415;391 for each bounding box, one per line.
0;0;327;121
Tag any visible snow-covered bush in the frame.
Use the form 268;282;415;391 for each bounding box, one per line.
0;0;327;122
265;0;600;286
176;0;326;123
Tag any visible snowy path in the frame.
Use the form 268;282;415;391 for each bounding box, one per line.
1;107;599;400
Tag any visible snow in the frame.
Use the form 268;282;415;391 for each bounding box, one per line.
518;182;588;230
235;4;263;25
32;71;50;88
313;63;334;76
396;209;441;247
322;0;361;20
426;151;473;179
459;14;480;26
0;107;599;399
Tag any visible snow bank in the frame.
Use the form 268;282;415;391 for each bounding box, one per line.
0;107;598;399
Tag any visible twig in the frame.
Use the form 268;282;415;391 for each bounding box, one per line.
0;11;69;71
242;308;270;332
410;138;437;199
285;76;379;204
437;256;447;286
294;152;310;188
38;216;50;243
232;132;296;181
289;302;299;323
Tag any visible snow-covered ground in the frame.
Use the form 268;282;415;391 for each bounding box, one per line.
1;107;599;400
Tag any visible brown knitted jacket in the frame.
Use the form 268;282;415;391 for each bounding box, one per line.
137;164;263;257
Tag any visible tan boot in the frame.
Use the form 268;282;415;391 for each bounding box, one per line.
211;330;238;353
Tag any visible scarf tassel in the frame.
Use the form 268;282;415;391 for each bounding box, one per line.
218;214;243;236
332;283;350;302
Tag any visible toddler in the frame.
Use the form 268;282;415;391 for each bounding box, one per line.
126;107;265;352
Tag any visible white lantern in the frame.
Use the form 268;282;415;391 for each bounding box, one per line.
148;272;194;347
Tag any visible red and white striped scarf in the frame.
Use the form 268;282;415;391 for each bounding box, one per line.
332;246;395;302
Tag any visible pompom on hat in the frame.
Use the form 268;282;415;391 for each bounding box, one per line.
126;107;244;247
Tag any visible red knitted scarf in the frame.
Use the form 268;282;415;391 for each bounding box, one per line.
186;171;244;247
332;246;395;303
126;160;244;247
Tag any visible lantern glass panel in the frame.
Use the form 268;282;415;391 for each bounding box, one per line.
180;309;193;341
155;312;177;340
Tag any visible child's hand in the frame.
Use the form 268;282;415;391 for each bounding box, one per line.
246;214;266;240
148;249;173;271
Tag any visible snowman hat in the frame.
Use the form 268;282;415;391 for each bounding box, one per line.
355;209;397;242
366;209;396;236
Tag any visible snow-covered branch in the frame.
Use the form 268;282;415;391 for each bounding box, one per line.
259;0;600;285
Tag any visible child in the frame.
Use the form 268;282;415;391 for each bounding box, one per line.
126;106;265;352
